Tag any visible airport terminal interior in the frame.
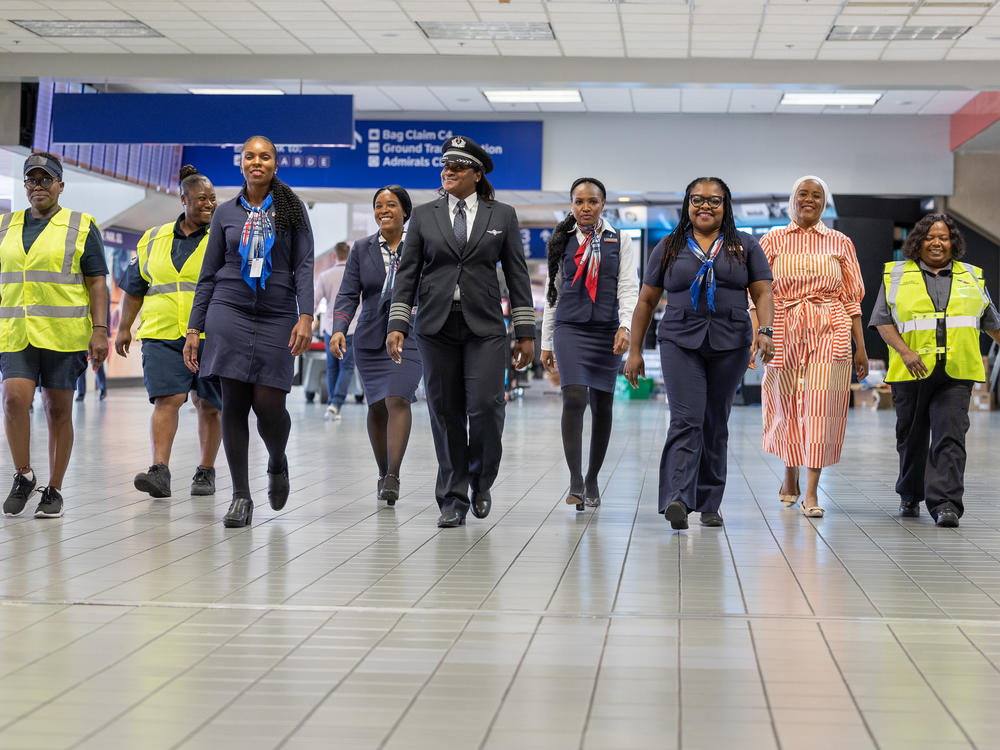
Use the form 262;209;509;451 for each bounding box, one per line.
4;0;1000;748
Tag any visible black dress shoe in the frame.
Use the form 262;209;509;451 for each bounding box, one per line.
437;509;466;528
899;501;921;517
377;475;385;499
700;512;723;527
223;497;253;528
381;474;400;506
935;509;959;528
664;500;689;530
471;490;491;519
267;459;289;511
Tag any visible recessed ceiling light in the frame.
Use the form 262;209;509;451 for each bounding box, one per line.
484;89;580;104
781;92;882;107
418;21;553;41
11;19;162;37
617;197;631;203
827;24;970;41
188;88;286;95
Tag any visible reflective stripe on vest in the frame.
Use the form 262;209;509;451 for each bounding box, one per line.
0;208;94;353
883;260;987;382
135;222;208;340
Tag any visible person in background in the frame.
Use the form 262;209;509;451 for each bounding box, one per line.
625;176;774;530
0;152;110;519
331;185;422;505
75;361;106;401
116;165;222;500
541;177;638;510
386;135;535;528
871;213;1000;528
185;135;314;528
314;240;357;418
754;176;867;518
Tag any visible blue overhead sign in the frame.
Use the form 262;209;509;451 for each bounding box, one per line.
52;94;354;146
181;120;543;190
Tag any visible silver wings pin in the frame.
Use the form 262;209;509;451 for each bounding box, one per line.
487;229;503;236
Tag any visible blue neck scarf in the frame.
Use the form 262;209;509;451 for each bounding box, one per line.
686;235;724;311
238;194;274;290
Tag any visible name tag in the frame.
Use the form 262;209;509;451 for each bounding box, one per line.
249;258;264;278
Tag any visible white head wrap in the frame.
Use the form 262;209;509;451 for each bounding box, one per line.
788;175;832;226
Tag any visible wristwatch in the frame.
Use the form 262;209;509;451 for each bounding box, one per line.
757;326;774;337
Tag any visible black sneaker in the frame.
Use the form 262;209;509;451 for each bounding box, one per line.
34;486;63;518
134;463;171;498
190;466;216;496
3;472;37;517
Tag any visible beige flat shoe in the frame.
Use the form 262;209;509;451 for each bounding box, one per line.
779;489;800;506
800;500;825;518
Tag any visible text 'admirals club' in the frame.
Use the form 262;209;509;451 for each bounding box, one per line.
369;128;504;168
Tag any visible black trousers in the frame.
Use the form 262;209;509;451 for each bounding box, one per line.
417;310;506;514
658;338;750;514
890;362;972;518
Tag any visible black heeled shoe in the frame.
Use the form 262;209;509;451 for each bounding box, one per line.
381;474;400;506
377;475;386;499
223;497;253;528
267;458;289;511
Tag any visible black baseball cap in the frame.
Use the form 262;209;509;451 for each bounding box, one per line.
23;153;63;180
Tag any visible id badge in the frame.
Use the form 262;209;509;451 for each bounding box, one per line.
249;257;264;278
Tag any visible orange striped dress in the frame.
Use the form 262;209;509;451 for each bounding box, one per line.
759;221;864;468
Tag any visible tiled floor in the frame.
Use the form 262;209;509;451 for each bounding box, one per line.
1;384;999;749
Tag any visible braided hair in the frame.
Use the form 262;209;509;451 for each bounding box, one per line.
239;135;309;234
659;177;743;274
546;177;607;307
178;164;211;195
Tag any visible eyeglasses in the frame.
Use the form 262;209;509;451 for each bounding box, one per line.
689;195;723;209
24;176;56;189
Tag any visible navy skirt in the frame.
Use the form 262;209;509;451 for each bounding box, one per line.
201;301;297;392
354;339;422;404
553;321;621;393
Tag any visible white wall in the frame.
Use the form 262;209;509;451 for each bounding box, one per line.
537;113;953;197
306;202;349;256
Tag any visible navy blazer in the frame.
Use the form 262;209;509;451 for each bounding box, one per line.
331;232;418;350
387;195;535;339
644;231;772;351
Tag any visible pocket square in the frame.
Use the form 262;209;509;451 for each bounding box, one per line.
487;229;503;236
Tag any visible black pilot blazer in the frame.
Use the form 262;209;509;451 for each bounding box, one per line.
387;195;536;340
331;232;416;350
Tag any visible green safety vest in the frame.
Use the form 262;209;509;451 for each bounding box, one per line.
135;222;208;340
883;259;988;382
0;208;94;353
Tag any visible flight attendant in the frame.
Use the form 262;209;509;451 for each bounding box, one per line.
116;165;222;499
625;177;774;530
541;177;639;510
386;136;535;528
0;152;110;519
330;185;423;504
185;135;314;528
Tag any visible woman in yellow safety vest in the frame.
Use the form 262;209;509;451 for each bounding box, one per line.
870;213;1000;528
0;152;110;519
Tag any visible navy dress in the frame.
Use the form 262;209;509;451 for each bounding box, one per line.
551;226;627;393
189;196;314;392
332;233;422;404
645;232;772;515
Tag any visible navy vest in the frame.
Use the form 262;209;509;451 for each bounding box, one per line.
555;227;620;325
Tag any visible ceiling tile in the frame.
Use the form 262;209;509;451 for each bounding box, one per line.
630;88;681;113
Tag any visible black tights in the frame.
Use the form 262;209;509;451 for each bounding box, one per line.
366;396;412;478
220;377;290;499
561;385;614;496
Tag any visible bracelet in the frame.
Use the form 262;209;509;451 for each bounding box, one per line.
757;326;774;337
186;328;201;335
92;324;108;330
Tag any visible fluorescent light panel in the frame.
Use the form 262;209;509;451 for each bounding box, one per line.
781;92;882;106
418;21;554;41
827;24;971;41
484;89;581;103
11;19;162;37
188;88;286;95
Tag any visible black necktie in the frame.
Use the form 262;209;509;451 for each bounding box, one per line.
454;199;467;252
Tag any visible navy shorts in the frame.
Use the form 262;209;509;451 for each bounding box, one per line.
141;338;222;410
0;345;88;391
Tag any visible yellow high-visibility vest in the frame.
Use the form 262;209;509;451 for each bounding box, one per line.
884;259;988;382
135;222;208;340
0;208;94;353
